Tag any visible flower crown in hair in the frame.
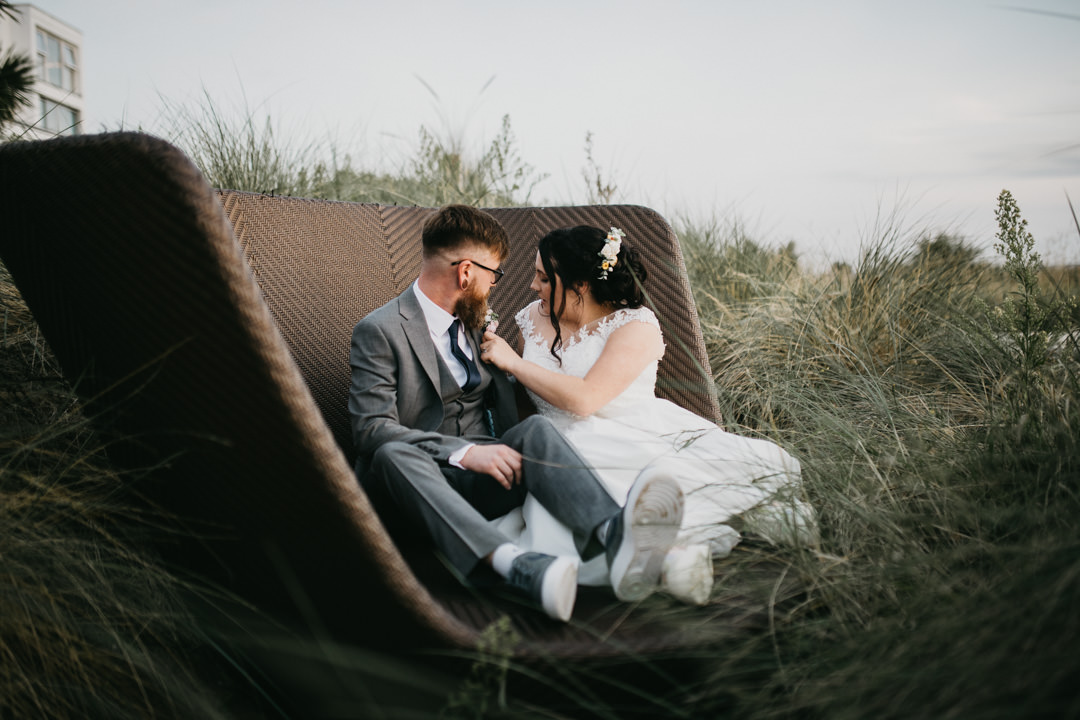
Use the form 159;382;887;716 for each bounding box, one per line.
597;227;625;280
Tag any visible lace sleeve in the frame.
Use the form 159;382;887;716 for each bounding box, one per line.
514;301;539;342
598;306;661;337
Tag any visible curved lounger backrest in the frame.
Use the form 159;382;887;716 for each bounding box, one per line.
0;132;721;657
216;192;720;464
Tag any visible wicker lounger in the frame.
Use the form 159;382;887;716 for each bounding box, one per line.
0;132;729;657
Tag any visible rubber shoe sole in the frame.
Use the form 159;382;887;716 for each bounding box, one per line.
540;555;579;622
608;469;684;602
507;552;579;622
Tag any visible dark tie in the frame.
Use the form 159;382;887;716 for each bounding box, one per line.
448;319;481;392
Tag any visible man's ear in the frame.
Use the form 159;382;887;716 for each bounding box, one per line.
452;260;469;290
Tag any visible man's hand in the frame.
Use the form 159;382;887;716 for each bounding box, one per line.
461;443;523;490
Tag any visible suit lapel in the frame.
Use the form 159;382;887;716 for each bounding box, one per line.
398;288;443;393
396;287;517;435
470;325;517;434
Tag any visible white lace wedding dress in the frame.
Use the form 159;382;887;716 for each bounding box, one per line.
491;300;816;585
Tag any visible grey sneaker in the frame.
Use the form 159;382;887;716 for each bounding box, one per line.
605;469;684;602
506;552;579;622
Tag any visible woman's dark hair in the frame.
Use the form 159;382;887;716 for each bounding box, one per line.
537;225;647;363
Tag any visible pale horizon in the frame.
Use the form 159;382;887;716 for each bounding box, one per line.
26;0;1080;268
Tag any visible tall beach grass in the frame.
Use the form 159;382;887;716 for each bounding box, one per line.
3;96;1079;717
0;263;244;718
670;192;1079;718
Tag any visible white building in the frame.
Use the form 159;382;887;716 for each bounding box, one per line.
0;4;83;138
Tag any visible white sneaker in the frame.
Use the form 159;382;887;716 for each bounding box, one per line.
742;498;819;547
660;544;713;606
506;552;579;622
605;468;685;602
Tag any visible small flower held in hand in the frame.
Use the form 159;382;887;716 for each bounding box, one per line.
484;308;499;333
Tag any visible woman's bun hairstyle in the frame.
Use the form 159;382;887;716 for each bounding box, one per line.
538;226;647;310
537;226;647;362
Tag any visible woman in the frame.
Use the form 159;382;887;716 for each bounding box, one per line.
482;226;816;605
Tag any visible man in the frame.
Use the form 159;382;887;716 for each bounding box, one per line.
349;205;683;621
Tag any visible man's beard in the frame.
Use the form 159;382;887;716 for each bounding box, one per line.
453;283;489;331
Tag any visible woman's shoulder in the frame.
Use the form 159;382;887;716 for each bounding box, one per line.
599;305;661;335
594;305;664;363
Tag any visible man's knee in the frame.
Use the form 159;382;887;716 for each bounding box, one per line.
518;414;554;430
506;413;557;441
369;441;425;477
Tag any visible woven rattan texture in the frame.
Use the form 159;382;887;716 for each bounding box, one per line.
1;132;729;658
217;197;720;462
0;133;471;651
378;204;429;295
218;191;397;457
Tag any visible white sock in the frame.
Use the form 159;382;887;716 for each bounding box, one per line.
596;518;612;546
491;543;525;578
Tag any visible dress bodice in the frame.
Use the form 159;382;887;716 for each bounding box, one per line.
503;301;813;572
515;300;663;429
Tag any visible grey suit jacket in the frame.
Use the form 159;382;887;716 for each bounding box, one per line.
348;286;518;477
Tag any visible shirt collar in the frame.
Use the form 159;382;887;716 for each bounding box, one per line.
412;280;456;336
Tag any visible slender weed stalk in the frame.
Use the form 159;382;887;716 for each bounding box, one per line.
318;113;546;208
153;88;327;198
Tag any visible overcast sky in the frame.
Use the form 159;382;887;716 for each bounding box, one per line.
29;0;1080;266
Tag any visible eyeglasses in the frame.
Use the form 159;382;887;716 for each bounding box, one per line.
451;259;505;284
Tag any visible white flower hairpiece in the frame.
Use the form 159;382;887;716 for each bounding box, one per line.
597;227;625;280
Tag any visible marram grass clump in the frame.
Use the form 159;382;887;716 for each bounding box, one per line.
1;262;235;720
670;192;1080;719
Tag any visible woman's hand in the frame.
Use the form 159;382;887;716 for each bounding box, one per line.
480;330;520;373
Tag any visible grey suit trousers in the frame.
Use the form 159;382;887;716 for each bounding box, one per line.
364;414;620;576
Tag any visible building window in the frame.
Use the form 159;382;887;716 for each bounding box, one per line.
35;29;78;93
40;98;80;135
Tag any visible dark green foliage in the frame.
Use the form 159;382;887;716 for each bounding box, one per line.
0;49;33;131
669;194;1079;719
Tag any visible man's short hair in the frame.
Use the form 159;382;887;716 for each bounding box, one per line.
421;205;510;261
